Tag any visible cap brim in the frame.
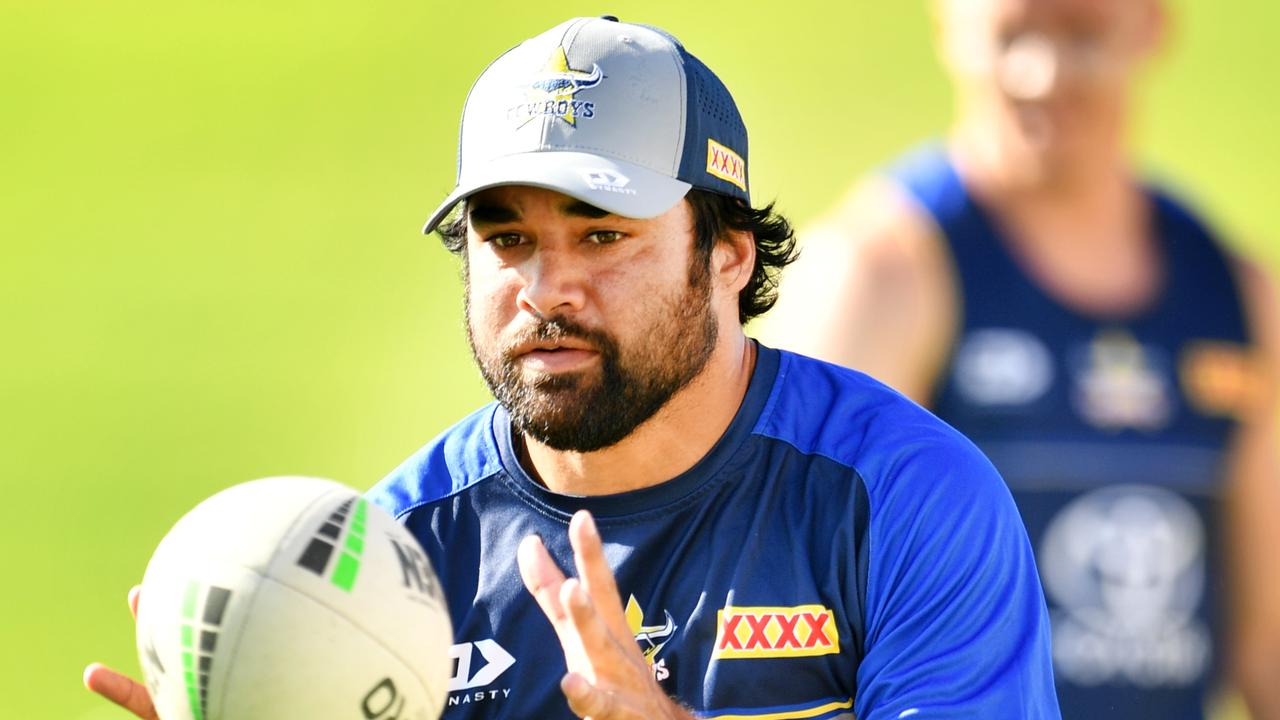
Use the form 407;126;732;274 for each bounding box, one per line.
422;151;692;234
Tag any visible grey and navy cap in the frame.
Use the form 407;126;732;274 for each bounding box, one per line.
423;15;750;234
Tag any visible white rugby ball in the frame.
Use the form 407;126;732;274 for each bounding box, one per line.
135;477;451;720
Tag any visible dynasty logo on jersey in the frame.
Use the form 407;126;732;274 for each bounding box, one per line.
712;605;839;659
448;639;515;693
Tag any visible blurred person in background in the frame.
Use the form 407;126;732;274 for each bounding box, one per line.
763;0;1280;718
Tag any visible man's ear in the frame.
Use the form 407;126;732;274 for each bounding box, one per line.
713;229;756;295
933;0;985;78
1139;0;1169;58
932;0;957;73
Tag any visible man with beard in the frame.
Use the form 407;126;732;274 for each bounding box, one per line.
84;16;1060;720
763;1;1280;718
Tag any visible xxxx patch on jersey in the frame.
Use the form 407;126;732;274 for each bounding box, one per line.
712;605;839;659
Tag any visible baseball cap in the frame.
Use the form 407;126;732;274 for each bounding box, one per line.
423;16;750;234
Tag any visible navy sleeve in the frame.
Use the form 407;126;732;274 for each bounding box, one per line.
854;438;1060;719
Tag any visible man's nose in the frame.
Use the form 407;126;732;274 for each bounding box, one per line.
516;246;588;317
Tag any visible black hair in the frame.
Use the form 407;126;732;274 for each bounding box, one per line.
437;210;468;254
434;190;798;323
683;190;797;323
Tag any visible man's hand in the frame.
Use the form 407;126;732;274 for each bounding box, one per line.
517;510;694;720
83;586;158;720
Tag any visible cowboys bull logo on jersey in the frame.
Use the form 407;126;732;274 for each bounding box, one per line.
626;595;678;681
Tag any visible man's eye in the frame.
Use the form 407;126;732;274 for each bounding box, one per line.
487;233;524;249
588;230;624;245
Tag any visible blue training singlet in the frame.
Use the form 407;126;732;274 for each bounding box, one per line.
369;345;1060;719
887;144;1252;720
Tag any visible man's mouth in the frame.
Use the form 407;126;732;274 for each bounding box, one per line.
510;340;600;374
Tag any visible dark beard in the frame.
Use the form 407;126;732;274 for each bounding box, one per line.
467;257;718;452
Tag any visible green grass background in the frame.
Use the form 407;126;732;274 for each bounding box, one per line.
1;1;1275;717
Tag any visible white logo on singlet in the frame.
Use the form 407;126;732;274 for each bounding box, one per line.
1039;485;1210;687
1070;329;1174;431
953;328;1055;406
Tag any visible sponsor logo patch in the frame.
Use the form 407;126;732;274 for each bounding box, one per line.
1179;340;1260;419
712;605;839;659
706;138;746;191
581;168;637;196
448;639;516;692
953;328;1055;407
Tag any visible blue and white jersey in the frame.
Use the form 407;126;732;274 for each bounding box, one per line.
887;144;1251;720
369;345;1059;719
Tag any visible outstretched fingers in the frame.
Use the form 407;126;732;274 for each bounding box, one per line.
568;511;634;644
517;534;569;625
83;663;158;720
83;585;156;719
560;577;628;666
562;671;622;719
521;516;694;720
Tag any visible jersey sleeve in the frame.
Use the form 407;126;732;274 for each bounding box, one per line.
853;437;1060;719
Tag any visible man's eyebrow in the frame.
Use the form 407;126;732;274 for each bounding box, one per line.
561;200;612;219
467;200;612;226
468;203;520;227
